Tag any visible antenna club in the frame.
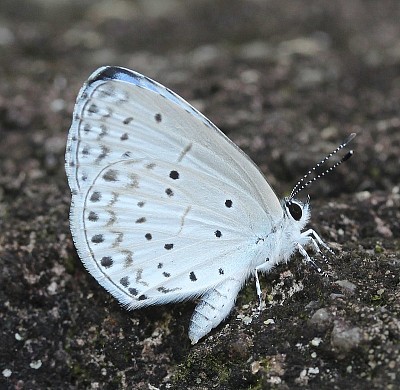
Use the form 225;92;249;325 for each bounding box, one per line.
345;133;357;144
342;150;354;161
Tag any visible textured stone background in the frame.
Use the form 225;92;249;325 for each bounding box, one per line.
0;1;399;389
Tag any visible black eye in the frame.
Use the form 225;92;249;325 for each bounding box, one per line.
286;201;302;221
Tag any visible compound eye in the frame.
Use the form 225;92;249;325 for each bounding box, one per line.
286;201;302;221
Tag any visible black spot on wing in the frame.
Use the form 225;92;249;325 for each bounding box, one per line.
91;234;104;244
123;117;133;125
165;188;174;197
129;288;138;296
88;211;99;222
169;170;179;180
100;256;113;268
88;103;98;114
225;199;233;208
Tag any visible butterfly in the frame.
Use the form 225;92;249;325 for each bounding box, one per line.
65;66;355;344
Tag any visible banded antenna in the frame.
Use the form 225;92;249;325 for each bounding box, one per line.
289;133;356;199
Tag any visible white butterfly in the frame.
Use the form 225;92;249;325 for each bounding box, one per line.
65;66;355;344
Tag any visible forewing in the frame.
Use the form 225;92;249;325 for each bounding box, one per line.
65;66;283;308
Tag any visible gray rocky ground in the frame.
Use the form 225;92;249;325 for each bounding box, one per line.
0;1;399;389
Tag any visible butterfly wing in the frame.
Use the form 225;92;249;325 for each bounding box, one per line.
65;66;283;309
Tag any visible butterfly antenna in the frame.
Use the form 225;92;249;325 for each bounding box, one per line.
289;133;356;199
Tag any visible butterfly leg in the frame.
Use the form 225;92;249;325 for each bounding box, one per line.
254;267;263;312
301;229;334;254
302;230;335;276
254;261;274;312
296;243;323;273
297;242;332;277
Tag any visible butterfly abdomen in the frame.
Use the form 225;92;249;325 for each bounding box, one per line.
188;278;242;344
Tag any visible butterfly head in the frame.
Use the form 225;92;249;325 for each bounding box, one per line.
285;199;304;221
282;197;310;226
